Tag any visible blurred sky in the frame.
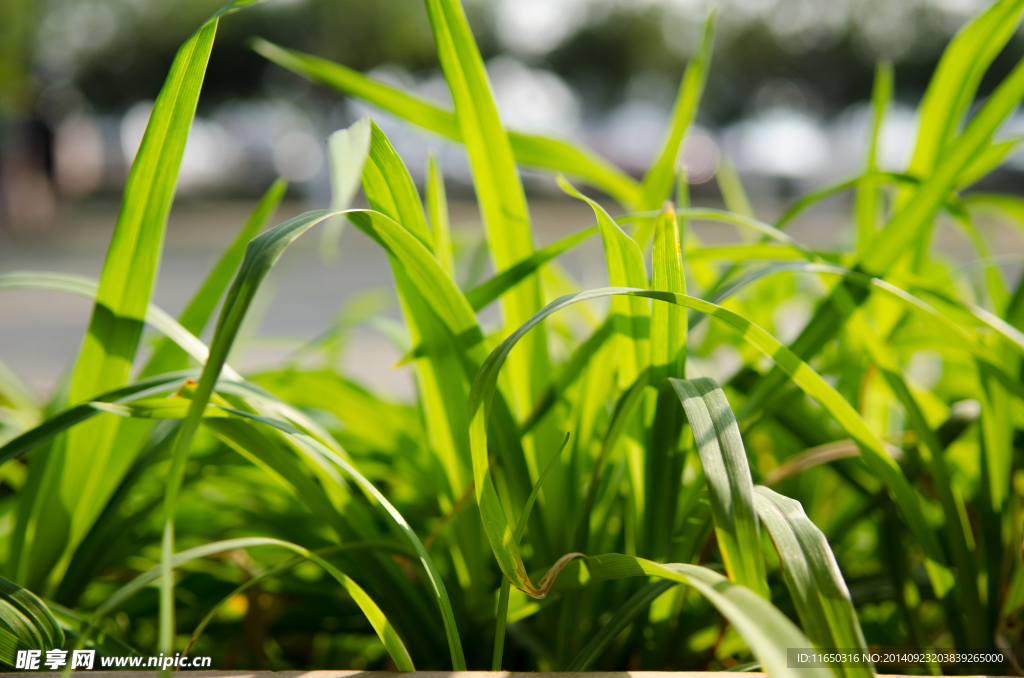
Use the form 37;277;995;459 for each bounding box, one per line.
3;0;1024;220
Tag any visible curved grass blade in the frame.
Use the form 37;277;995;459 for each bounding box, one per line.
754;487;872;678
362;119;433;249
0;576;64;664
560;178;649;388
0;373;193;467
565;555;832;678
669;379;768;597
183;540;411;656
91;537;414;670
468;287;951;602
250;39;640;207
345;210;485;368
142;177;287;377
350;120;478;502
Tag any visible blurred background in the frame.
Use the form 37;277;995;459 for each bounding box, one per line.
2;0;1023;395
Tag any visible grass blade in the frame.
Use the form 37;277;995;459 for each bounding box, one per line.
561;555;832;678
250;39;640;206
906;0;1024;178
670;379;769;597
561;178;649;388
754;488;872;678
0;576;64;661
0;272;242;381
92;537;414;670
855;61;892;255
427;150;455;278
650;205;686;384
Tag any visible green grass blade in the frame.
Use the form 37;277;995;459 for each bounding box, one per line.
0;374;190;467
742;52;1024;439
142;177;286;377
321;116;371;259
351;120;477;501
669;378;768;597
855;62;892;256
184;541;411;656
754;487;872;678
465;225;598;312
0;576;64;653
422;0;550;426
492;579;512;670
362;119;433;249
91;537;414;670
956;136;1024;189
345;210;484;364
250;39;641;206
427;150;455;277
565;555;833;678
906;0;1024;177
863;53;1024;275
561;178;649;388
715;157;755;220
637;8;716;215
650;205;686;384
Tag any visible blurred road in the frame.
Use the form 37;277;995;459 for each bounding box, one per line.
1;195;1020;401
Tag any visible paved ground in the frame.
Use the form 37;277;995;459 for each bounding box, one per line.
1;194;1017;401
